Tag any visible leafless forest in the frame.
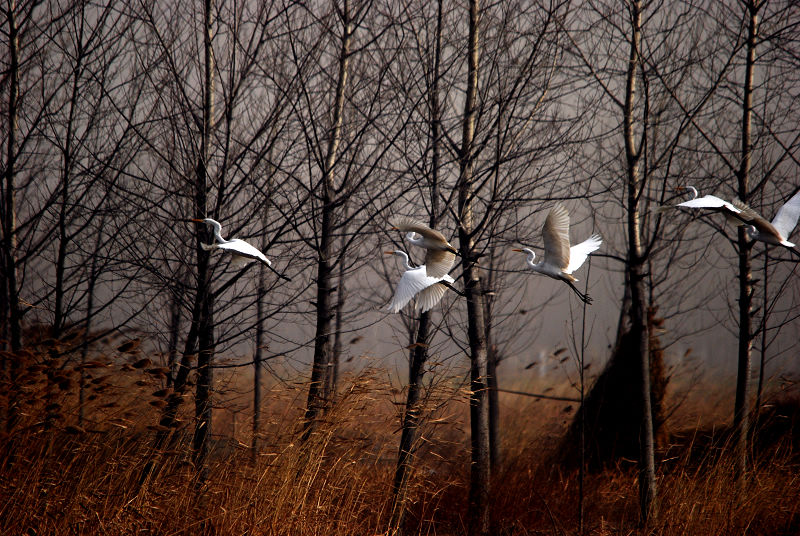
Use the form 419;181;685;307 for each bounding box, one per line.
2;0;800;534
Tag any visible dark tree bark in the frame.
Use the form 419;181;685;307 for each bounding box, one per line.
252;261;266;461
3;0;22;355
388;3;444;533
620;0;657;523
2;0;22;438
191;0;217;480
303;0;353;440
733;0;759;480
459;1;491;534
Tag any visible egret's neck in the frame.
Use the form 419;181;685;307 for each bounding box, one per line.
406;232;422;246
398;251;413;270
209;223;227;244
523;248;538;269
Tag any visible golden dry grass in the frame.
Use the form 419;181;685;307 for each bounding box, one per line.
1;345;799;535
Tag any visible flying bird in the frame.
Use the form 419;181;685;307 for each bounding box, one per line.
385;250;455;313
672;185;743;220
190;218;291;280
732;189;800;253
389;217;456;278
512;204;601;304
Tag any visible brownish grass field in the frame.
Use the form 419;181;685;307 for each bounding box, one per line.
1;344;799;535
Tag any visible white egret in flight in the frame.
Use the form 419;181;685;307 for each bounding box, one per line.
385;250;455;313
732;189;800;253
673;185;743;219
512;204;601;304
190;218;291;280
389;217;457;278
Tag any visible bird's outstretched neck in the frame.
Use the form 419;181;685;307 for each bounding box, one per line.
565;279;592;304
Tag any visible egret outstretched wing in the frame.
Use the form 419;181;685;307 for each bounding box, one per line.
390;217;456;278
541;203;571;271
770;190;800;239
415;275;455;313
566;234;602;274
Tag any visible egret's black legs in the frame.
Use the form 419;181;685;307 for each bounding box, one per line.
565;279;592;304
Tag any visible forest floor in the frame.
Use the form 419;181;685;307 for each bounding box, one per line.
1;351;799;535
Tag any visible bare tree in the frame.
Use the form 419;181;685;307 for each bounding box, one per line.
301;0;355;439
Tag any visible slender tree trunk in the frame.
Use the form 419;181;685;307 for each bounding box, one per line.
623;0;656;523
485;310;500;471
755;246;768;421
733;0;758;480
192;0;217;480
482;249;499;471
166;277;183;388
4;0;22;438
459;2;490;533
389;4;444;531
252;263;265;461
389;313;430;534
4;0;21;355
303;0;352;440
326;240;346;401
326;222;348;404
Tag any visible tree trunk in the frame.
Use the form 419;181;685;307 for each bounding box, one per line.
3;0;22;438
755;246;768;421
482;249;499;471
191;0;217;481
303;0;352;440
733;0;758;480
325;227;348;403
166;278;182;388
623;0;657;523
252;243;267;461
459;1;491;533
389;312;430;534
388;3;444;530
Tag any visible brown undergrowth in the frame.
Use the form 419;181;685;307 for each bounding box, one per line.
1;342;799;535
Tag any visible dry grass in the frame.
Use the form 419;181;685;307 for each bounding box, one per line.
1;345;799;535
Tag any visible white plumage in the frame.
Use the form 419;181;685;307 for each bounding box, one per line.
733;190;800;250
675;186;742;218
192;218;272;266
389;217;457;278
513;203;601;304
385;250;454;313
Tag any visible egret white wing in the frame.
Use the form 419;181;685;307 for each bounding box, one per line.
565;234;601;274
415;275;454;313
542;204;571;271
770;190;800;239
390;216;450;244
387;267;436;313
424;249;455;279
677;195;741;213
218;239;271;266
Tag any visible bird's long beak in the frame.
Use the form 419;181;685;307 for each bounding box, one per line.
676;186;685;191
383;250;395;255
390;226;399;231
511;248;523;252
190;218;204;223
